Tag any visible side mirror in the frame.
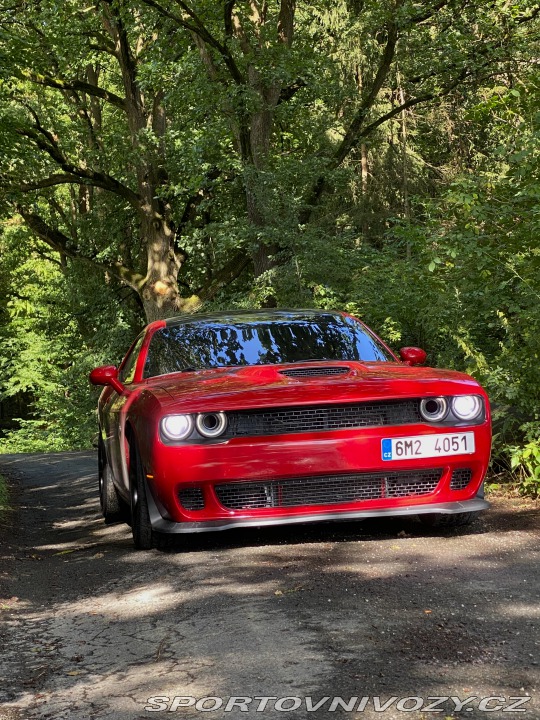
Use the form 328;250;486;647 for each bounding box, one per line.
89;365;125;394
399;347;427;366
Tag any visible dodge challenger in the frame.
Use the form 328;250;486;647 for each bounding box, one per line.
89;309;491;549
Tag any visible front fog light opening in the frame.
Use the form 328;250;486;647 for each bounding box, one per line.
161;414;194;441
452;395;482;421
196;412;228;438
420;397;449;422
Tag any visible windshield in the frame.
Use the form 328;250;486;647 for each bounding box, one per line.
144;314;392;377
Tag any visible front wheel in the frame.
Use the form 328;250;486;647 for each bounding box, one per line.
98;440;123;524
418;511;480;528
129;441;155;550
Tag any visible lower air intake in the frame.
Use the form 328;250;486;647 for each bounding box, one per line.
178;487;205;510
450;468;473;490
214;469;442;510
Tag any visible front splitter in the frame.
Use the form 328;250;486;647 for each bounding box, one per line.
147;494;489;534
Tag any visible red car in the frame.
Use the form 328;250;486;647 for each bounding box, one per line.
90;310;490;549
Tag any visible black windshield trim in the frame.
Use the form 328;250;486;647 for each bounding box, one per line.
164;309;344;328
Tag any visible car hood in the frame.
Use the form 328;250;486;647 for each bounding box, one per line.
141;361;485;414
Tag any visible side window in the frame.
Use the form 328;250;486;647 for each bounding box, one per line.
118;335;145;384
143;332;162;378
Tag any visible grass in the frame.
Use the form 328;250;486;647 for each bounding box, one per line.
0;473;10;527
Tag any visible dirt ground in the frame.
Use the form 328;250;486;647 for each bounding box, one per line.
0;451;538;720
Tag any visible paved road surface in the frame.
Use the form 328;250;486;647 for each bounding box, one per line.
0;452;538;719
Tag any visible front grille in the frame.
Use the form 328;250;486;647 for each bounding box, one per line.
214;469;442;510
178;487;205;510
224;400;422;438
450;468;473;490
280;366;350;378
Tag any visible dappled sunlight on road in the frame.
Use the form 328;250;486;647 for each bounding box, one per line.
0;451;538;719
497;602;540;619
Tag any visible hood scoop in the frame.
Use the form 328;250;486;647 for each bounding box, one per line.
279;366;350;379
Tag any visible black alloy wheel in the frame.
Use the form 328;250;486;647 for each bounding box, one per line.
98;438;123;524
129;440;155;550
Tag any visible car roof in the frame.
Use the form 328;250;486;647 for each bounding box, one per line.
163;309;347;328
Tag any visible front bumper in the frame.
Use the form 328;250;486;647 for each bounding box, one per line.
146;422;491;527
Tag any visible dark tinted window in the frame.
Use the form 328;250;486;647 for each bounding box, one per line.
144;315;391;377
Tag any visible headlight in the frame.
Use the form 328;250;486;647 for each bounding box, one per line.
452;395;482;421
420;397;449;422
196;412;228;438
161;414;194;441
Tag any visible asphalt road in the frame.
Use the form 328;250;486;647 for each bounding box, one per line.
0;452;538;720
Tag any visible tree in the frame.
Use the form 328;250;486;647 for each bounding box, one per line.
1;0;249;320
2;0;539;320
0;213;142;450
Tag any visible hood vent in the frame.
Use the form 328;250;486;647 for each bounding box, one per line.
280;366;350;378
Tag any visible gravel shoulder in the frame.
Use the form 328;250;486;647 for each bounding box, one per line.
0;451;539;720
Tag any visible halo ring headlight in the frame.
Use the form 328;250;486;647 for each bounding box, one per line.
161;414;194;441
452;395;482;421
420;397;449;422
196;412;228;438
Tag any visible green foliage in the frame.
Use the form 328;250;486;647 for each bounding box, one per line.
0;0;539;498
0;472;10;532
509;438;540;498
0;219;142;453
0;474;8;510
242;71;540;496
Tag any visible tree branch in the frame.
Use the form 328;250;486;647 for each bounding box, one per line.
332;22;398;169
15;124;140;206
356;92;436;139
299;68;470;223
176;167;222;236
278;78;306;104
197;250;250;302
102;1;148;131
141;0;245;83
79;29;117;54
517;4;540;23
18;173;87;192
224;0;236;38
18;69;127;110
406;0;451;25
17;208;145;290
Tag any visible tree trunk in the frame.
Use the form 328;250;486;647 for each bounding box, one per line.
246;70;281;280
360;142;369;240
399;85;412;260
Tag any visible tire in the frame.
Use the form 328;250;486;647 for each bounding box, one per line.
419;511;480;528
98;439;123;524
129;441;155;550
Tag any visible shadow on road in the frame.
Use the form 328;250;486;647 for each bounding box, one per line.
0;451;538;719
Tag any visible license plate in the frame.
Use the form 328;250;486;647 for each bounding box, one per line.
381;432;475;461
